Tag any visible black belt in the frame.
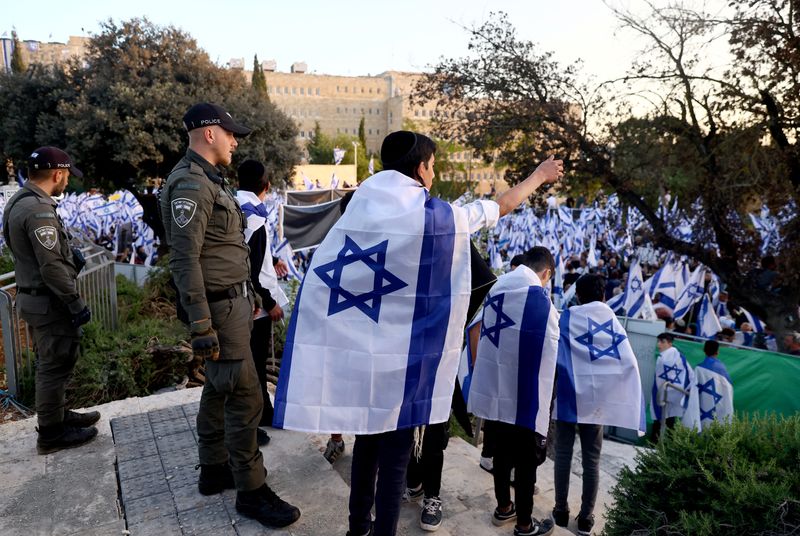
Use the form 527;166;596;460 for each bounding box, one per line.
18;287;53;296
206;281;248;303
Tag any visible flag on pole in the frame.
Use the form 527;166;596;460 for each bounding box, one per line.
555;301;646;435
695;357;734;429
697;293;721;339
650;346;697;423
466;266;559;435
302;172;314;190
273;170;472;434
333;147;346;165
330;173;339;189
368;156;374;176
622;259;646;317
672;265;705;319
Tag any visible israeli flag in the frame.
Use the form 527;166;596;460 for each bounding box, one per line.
552;254;565;309
333;147;346;165
555;301;646;435
697;293;721;339
672;265;705;319
622;259;646;317
651;346;696;422
274;170;472;434
368;156;375;176
695;357;734;429
466;266;559;436
331;173;339;189
457;314;482;404
741;307;765;333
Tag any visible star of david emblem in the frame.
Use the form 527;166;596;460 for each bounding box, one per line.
313;235;408;323
700;406;717;421
480;293;515;348
698;378;722;405
687;283;703;299
658;363;683;383
630;276;642;292
575;318;627;361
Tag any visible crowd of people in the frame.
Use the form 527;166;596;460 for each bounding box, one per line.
3;100;791;536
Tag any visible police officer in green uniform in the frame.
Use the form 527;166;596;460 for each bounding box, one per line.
2;147;99;454
160;103;300;528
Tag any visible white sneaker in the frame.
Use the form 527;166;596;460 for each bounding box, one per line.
479;456;493;473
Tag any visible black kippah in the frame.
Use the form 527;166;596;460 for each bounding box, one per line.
237;159;266;182
380;131;417;166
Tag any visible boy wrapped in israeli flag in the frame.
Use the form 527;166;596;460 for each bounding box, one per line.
551;274;645;536
695;340;734;429
274;131;563;536
650;333;700;441
467;247;559;536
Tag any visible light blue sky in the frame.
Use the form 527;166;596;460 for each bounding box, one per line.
3;0;638;80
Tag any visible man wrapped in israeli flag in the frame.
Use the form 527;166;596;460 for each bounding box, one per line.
274;131;562;536
650;332;699;441
467;247;559;536
551;274;645;535
695;340;734;429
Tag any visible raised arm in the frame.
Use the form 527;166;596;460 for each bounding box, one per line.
496;156;564;217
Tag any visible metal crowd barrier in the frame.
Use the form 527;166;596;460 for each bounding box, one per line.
0;241;117;397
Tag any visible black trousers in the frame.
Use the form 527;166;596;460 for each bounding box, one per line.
650;416;676;443
406;421;448;498
491;421;547;528
481;419;497;458
349;429;415;536
250;316;274;426
553;421;603;518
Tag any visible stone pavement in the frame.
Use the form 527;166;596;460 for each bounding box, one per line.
0;387;641;535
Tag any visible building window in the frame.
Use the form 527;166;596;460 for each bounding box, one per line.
300;131;305;138
316;88;320;95
345;86;348;93
284;86;289;94
267;87;272;94
377;109;381;116
414;110;419;117
361;108;364;114
368;109;372;115
361;87;365;93
368;129;372;135
337;128;340;133
337;86;340;92
377;129;381;135
276;87;281;95
369;88;373;93
377;88;381;94
300;88;305;95
292;87;297;95
337;107;340;113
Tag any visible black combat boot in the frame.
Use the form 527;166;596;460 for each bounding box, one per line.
63;409;101;428
236;484;301;528
36;424;98;455
197;462;235;495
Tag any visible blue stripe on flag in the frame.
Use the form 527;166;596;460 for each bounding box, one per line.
272;279;306;429
651;376;662;421
516;287;551;428
461;327;474;404
555;310;578;422
397;197;455;429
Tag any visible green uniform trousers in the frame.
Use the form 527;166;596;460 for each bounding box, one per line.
18;294;81;428
196;293;265;491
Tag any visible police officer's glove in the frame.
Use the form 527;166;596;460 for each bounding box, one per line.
71;306;92;327
191;327;220;361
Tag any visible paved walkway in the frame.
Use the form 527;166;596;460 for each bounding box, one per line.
0;387;640;535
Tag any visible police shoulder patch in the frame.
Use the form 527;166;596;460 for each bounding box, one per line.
34;226;58;250
172;198;198;228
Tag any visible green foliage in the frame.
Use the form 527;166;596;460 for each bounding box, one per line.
358;117;367;149
604;414;800;536
65;271;185;408
430;179;469;201
306;123;368;182
0;18;300;190
251;54;267;96
10;31;25;74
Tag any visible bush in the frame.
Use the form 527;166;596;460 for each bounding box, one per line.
64;270;187;408
603;415;800;536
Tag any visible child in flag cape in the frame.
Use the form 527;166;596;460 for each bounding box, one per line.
552;274;645;535
467;247;559;536
273;131;562;536
695;340;734;429
650;333;700;441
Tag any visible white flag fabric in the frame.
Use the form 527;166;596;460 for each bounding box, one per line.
650;346;696;421
695;357;734;429
273;170;471;434
552;254;565;309
457;315;482;404
697;293;721;339
467;266;559;436
672;265;705;319
554;301;646;435
236;190;289;308
622;259;646;317
368;156;375;176
333;147;346;165
302;173;314;190
331;173;339;189
638;293;658;321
